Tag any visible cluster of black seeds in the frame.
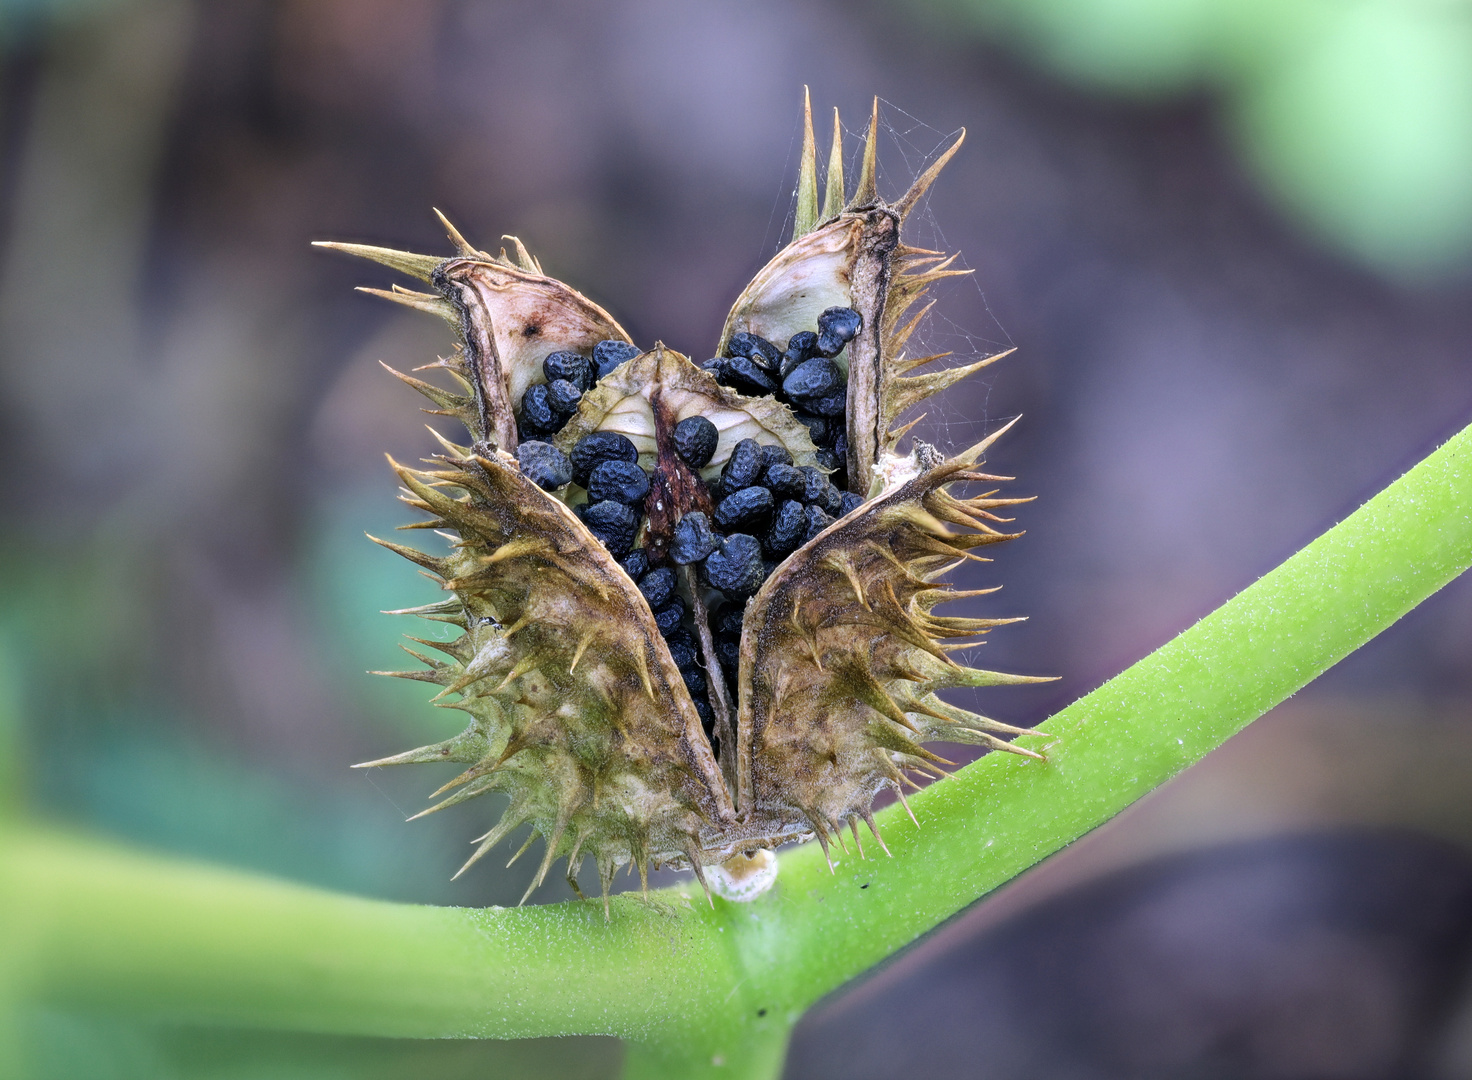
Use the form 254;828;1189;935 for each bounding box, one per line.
703;306;861;488
516;339;640;441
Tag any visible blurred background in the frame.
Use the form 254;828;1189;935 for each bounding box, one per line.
1;0;1470;1076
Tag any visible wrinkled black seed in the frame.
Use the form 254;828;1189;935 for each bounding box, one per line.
815;307;862;357
546;378;583;417
587;459;650;506
700;356;726;375
666;627;696;655
519;383;559;435
571;431;638;487
799;466;831;504
782;357;844;402
806;388;848;417
803;504;834;542
720;439;765;495
693;696;715;728
704;533;766;596
653;599;686;637
794;413;829;446
667;636;699;670
760;443;792;469
514;441;572;491
840;491;865;516
719;355;779;396
764;499;806;556
543;351;592;392
673;415;718;469
814;448;843;476
620;549;649;581
833;428;848;462
727;331;781;370
582;500;640;556
670;511;720;564
680;665;706;695
764;463;805;499
714;485;774;532
637;567;676;610
782;331;818;376
715;636;741;674
713;604;744;638
592;339;640;379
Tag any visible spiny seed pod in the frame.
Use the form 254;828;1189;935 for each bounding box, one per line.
317;91;1052;914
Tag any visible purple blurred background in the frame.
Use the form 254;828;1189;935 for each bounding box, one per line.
1;1;1469;1077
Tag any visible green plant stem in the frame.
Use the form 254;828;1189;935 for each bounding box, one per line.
3;419;1469;1079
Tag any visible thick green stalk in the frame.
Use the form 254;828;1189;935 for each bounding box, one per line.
2;419;1469;1079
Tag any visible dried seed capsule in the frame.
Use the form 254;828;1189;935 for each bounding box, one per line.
514;440;573;491
582;499;640;556
670;511;720;564
720;438;764;495
587;459;650;506
782;357;844;402
570;430;638;487
519;383;560;436
815;306;862;357
719;355;779;397
546;378;584;416
592;339;640;379
672;415;718;469
803;504;834;542
713;485;774;532
652;598;686;636
764;498;805;556
704;533;766;596
760;443;792;469
839;491;865;516
619;549;650;581
543;350;592;392
764;463;805;500
781;330;818;377
637;567;676;610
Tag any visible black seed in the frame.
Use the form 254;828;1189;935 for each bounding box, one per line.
814;448;843;475
546;378;583;417
794;414;829;446
818;306;859;348
670;511;720;564
680;665;707;695
620;549;649;581
514;441;572;491
700;356;726;375
704;533;766;596
720;439;764;495
764;463;805;499
587;459;650;506
653;599;686;636
727;331;781;370
571;431;638;487
715;636;741;673
673;415;718;469
840;491;865;516
693;696;715;728
637;567;676;610
806;388;847;417
543;351;592;392
666;627;696;655
833;428;848;463
782;357;843;402
760;443;792;469
667;636;699;670
583;500;640;555
799;466;831;505
714;486;774;532
713;604;744;638
519;383;559;435
782;331;818;376
764;499;806;556
803;504;834;542
592;339;639;379
719;355;779;396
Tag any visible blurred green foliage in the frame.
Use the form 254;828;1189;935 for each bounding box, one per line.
919;0;1472;277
